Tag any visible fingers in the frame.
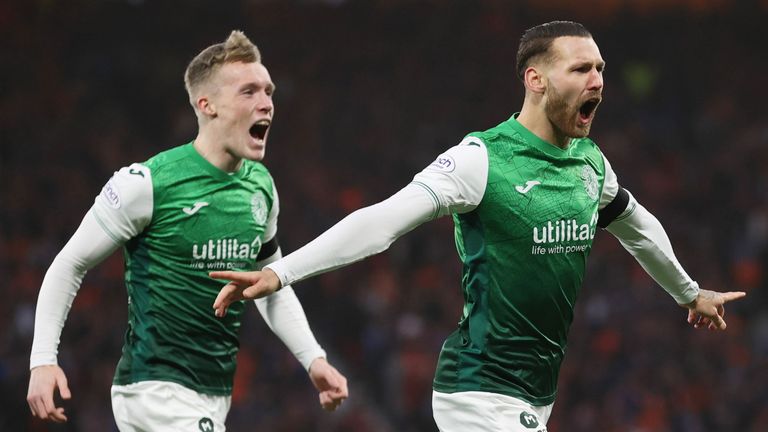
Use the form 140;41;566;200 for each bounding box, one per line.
27;392;67;423
57;373;71;400
719;291;746;303
28;389;68;423
310;362;349;412
213;283;244;318
48;407;68;423
319;388;348;411
28;366;70;423
710;314;726;330
28;395;47;420
687;290;744;331
209;271;253;284
687;309;696;325
319;391;339;411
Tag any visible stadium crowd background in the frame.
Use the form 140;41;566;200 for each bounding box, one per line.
1;0;766;430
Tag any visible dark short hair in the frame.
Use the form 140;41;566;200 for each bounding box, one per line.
515;21;592;81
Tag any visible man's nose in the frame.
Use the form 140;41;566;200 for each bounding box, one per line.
257;94;273;113
588;69;603;91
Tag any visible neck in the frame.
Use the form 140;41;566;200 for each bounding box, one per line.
516;103;571;149
193;127;241;173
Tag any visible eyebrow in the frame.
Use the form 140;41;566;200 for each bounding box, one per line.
239;81;277;93
572;60;606;70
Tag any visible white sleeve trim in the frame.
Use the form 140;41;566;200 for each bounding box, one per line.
30;210;121;369
410;137;488;215
606;191;700;304
262;182;279;242
599;153;619;210
266;183;436;287
253;248;326;371
91;164;153;243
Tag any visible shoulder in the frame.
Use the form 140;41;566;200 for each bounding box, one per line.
572;137;604;161
143;143;192;170
241;160;274;189
573;137;600;151
241;159;272;177
466;118;512;144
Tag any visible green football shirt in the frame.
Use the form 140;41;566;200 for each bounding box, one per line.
417;116;611;405
92;143;276;395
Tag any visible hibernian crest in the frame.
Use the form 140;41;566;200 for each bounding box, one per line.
250;191;268;225
581;165;599;201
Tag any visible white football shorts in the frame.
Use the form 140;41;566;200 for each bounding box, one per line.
432;390;552;432
111;381;230;432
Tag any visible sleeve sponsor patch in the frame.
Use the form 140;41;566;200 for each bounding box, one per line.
428;154;456;173
101;179;121;209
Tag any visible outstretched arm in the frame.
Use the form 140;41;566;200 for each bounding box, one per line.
211;139;489;313
606;192;745;330
212;183;437;313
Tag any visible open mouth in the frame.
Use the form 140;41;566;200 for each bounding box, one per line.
578;97;601;122
249;119;271;140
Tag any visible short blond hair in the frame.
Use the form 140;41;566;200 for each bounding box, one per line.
184;30;261;107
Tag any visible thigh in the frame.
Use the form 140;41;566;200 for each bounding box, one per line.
111;381;230;432
432;390;551;432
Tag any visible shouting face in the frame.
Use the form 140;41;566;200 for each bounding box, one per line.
206;61;275;162
542;36;604;139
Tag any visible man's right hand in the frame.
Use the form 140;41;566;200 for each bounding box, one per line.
27;365;71;423
210;268;282;317
684;288;746;330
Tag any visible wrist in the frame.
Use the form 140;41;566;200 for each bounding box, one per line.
263;267;283;291
308;356;327;374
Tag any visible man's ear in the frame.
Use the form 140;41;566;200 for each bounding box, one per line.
197;96;217;118
523;66;546;94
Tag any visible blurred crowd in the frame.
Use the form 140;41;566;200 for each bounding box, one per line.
2;0;767;431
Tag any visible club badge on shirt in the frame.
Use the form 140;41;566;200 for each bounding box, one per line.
581;165;599;201
251;191;268;225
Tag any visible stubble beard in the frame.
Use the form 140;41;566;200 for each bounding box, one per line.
545;84;591;139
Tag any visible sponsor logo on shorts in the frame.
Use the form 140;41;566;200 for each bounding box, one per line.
199;417;214;431
519;411;539;428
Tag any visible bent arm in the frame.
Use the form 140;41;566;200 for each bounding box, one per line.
30;163;152;369
30;210;121;368
253;246;327;371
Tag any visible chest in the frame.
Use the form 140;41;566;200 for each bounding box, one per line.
480;151;603;240
144;178;272;268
